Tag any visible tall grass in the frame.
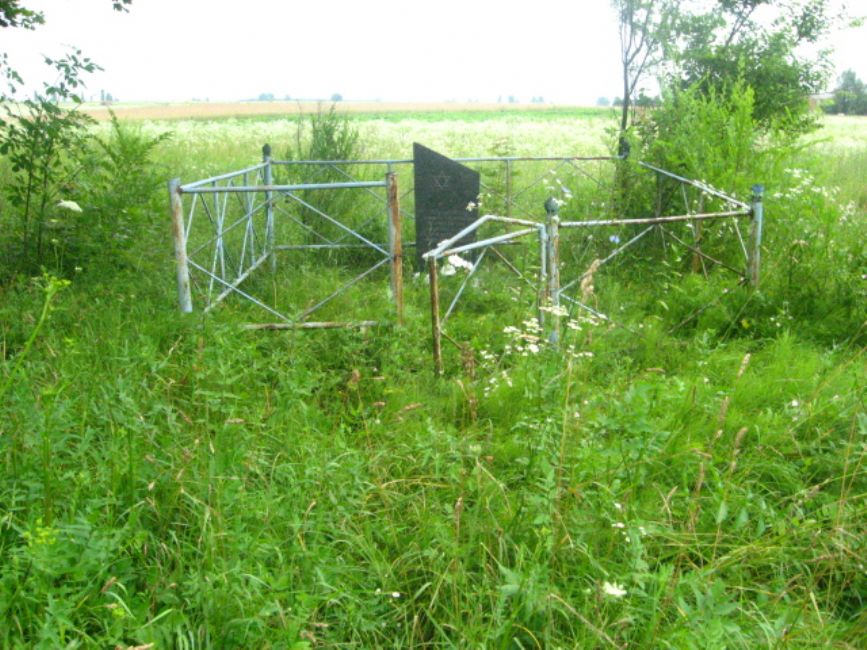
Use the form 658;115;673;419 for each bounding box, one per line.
0;109;864;648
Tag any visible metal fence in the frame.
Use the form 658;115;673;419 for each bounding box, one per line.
169;147;626;328
169;146;763;372
420;168;762;374
169;145;404;329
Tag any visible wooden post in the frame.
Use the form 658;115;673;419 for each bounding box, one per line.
747;184;764;288
428;257;443;376
263;144;275;273
386;172;404;325
545;197;561;345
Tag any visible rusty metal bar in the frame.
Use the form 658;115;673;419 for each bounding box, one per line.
638;162;750;210
183;180;386;194
428;257;443;376
386;172;404;325
169;178;193;313
271;155;620;166
559;210;749;229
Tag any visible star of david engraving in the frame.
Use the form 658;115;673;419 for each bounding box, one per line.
433;171;450;189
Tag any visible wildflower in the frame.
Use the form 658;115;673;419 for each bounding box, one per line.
441;263;456;277
602;581;627;598
447;254;474;271
466;201;477;211
611;522;625;529
540;304;568;317
609;234;621;244
57;199;82;213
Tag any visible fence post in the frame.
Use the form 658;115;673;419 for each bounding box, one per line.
428;257;443;376
747;184;764;288
169;178;192;313
263;143;275;272
386;172;404;325
537;224;548;330
544;197;561;345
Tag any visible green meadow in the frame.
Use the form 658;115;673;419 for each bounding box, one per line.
1;107;865;648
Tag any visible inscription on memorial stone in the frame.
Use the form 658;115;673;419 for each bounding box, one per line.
413;143;480;270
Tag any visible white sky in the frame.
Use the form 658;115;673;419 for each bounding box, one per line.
4;0;866;104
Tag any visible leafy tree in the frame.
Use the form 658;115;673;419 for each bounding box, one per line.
825;69;867;115
0;51;99;274
0;1;136;276
611;0;842;135
1;1;129;29
0;0;43;29
611;0;677;132
667;0;836;132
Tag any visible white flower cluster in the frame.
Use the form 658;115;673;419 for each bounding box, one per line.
441;254;474;277
483;369;514;397
503;318;544;357
602;581;627;598
57;199;83;213
772;168;840;203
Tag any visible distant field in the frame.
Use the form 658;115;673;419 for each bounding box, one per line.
83;100;609;122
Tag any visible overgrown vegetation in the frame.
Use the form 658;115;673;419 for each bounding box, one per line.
0;103;864;647
0;1;863;643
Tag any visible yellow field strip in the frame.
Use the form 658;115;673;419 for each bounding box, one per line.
80;100;581;121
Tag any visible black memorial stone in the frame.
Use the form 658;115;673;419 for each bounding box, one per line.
413;143;480;270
